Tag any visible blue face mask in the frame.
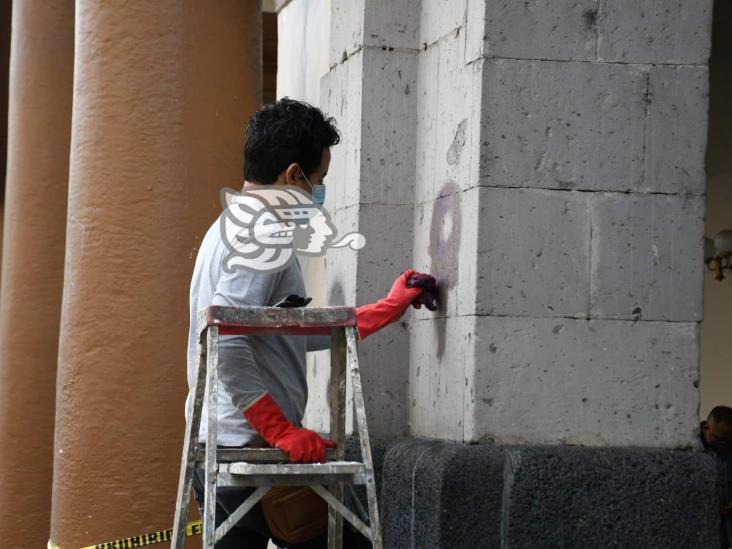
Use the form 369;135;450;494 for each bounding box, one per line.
301;171;326;206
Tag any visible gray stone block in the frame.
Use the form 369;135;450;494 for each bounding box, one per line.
414;40;440;201
482;0;598;61
409;315;476;440
321;53;364;210
479;59;647;192
503;445;719;549
590;193;705;321
474;187;591;318
360;47;418;206
322;47;418;207
330;0;419;66
364;1;419;51
597;0;713;64
330;0;365;64
339;202;415;436
419;0;466;47
415;34;482;203
468;316;700;448
375;439;718;549
380;439;504;549
645;65;709;195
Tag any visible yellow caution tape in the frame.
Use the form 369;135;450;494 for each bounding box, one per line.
47;520;202;549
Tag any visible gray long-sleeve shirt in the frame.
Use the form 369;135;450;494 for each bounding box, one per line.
186;213;328;446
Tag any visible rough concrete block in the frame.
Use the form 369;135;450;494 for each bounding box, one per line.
474;187;591;317
645;65;709;195
321;203;417;436
597;0;713;64
590;193;705;321
479;59;647;192
419;0;466;47
380;439;504;549
363;1;419;51
464;0;487;63
416;33;483;201
468;316;700;447
318;205;362;435
377;439;718;549
330;0;365;65
360;47;418;206
432;35;482;201
504;445;718;549
322;47;419;207
409;315;476;440
414;41;440;201
330;0;419;66
321;53;363;210
483;0;598;61
355;203;416;435
325;205;360;305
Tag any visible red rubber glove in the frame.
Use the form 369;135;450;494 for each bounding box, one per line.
355;269;425;340
243;393;337;463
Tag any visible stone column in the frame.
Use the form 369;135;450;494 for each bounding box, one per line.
411;0;712;449
49;1;261;546
0;3;74;549
319;1;420;436
392;0;716;546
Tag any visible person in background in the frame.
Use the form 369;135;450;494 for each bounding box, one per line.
702;406;732;549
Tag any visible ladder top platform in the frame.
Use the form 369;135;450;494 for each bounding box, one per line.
197;305;357;336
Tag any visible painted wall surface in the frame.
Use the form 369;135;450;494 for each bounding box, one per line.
701;0;732;419
0;3;73;548
48;1;261;547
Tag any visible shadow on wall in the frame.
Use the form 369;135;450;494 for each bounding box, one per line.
429;181;461;359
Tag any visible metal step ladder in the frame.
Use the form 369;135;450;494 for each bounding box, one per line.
171;305;383;549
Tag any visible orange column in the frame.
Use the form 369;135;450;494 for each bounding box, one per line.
0;3;74;549
49;1;261;547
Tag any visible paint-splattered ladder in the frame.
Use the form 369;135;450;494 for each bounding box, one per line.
171;305;383;549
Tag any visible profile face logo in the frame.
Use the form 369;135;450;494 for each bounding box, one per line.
219;185;365;273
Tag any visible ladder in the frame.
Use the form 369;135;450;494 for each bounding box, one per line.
171;305;383;549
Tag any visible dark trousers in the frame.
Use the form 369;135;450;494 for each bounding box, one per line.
192;468;369;548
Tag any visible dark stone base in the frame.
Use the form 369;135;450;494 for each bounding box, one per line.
348;438;720;549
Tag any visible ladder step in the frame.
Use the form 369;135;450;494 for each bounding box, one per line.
196;447;338;463
222;461;365;476
217;461;369;487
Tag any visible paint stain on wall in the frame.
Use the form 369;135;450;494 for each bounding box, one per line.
446;118;468;165
429;181;462;359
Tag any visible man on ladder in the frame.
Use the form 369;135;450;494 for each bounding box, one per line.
186;98;434;548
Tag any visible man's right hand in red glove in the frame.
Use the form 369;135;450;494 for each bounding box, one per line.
355;269;426;340
243;392;336;463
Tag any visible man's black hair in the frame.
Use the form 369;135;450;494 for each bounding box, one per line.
709;406;732;424
243;97;341;185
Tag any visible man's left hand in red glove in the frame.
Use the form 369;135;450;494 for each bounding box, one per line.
355;269;435;340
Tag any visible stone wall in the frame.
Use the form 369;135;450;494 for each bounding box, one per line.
408;0;711;447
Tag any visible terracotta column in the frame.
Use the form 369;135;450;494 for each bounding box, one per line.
49;1;261;547
0;3;74;549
